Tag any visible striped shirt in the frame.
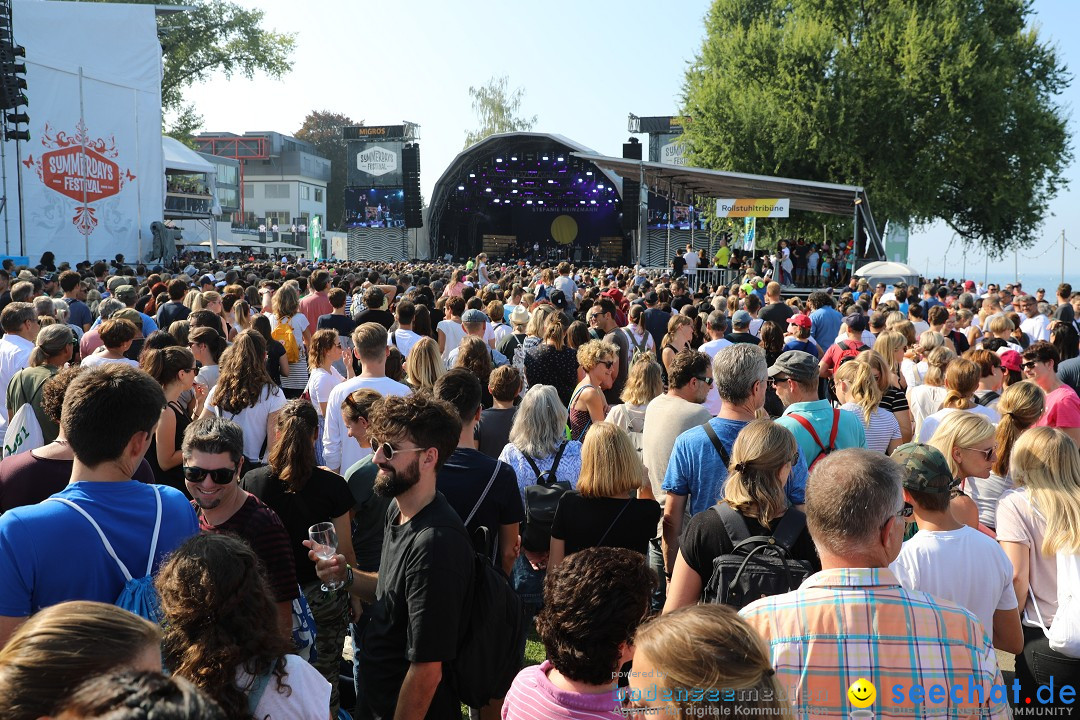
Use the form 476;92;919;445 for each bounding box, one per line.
501;661;624;720
841;403;902;453
740;568;1009;720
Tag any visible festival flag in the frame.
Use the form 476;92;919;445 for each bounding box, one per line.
743;216;756;252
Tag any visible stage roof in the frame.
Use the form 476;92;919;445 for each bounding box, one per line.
570;152;884;257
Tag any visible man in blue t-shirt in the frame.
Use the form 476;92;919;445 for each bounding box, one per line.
662;344;808;578
806;290;843;352
0;364;198;647
59;270;92;331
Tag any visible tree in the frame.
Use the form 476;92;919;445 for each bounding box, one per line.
75;0;294;135
295;111;359;231
464;76;537;148
681;0;1071;256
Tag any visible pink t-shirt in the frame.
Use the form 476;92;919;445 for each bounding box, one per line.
502;661;623;720
1039;385;1080;429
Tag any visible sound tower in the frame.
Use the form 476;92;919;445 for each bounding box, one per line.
403;143;422;228
621;138;641;233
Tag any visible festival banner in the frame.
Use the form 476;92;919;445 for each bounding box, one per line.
308;215;323;260
743;216;756;252
717;198;790;218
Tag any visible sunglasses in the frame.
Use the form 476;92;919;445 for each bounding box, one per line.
1021;361;1040;370
896;502;914;519
182;464;238;485
694;375;714;386
599;360;615;369
959;446;996;461
370;439;426;461
768;375;789;387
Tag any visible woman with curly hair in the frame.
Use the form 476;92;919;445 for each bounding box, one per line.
200;330;286;467
453;335;495;408
157;533;331;720
501;547;654;720
568;340;618;441
241;400;355;716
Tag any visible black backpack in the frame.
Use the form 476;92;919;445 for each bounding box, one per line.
520;441;569;552
703;502;814;609
446;527;527;708
975;390;1000;407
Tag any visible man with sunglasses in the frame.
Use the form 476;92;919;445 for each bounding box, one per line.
0;365;199;647
888;442;1022;655
182;415;298;640
586;297;629;404
741;449;1010;719
308;392;472;720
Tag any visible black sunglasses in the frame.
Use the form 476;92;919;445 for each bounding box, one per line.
694;375;714;386
182;464;238;485
1021;361;1040;370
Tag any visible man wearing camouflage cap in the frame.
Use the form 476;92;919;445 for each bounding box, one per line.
888;442;1022;654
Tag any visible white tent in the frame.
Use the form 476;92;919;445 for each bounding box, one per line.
163;137;213;174
855;261;921;287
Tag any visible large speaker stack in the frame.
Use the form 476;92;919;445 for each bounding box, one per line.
403;143;422;228
621;138;641;234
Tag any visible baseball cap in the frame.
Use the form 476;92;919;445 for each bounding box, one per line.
963;280;975;290
199;274;215;286
891;442;956;494
644;291;659;304
999;349;1022;373
114;284;137;303
462;308;488;324
549;289;567;310
113;308;143;327
842;313;867;332
767;350;819;383
787;314;811;329
732;310;752;327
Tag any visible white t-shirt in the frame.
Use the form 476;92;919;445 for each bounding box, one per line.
699;337;733;359
891;525;1018;636
907;385;948;441
491;321;513;343
683;251;699;274
918;405;1001;443
237;654;331;720
388;328;423;359
305;367;344;417
80;354;141;369
437;320;467;361
205;383;287;463
912;320;931;338
901;358;929;388
622;326;655;354
321;375;412;473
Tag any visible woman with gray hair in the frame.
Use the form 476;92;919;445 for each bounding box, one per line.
6;323;74;445
78;297;123;358
498;384;584;616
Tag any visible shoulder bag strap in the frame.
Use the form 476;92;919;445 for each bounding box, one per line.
48;497;134;581
464;460;501;527
788;413;826;454
246;670;274;715
144;486;162;576
770;509;807;552
713;501;752;545
701;421;730;467
522;453;544;482
549;440;568;477
596;497;635;547
827;409;840;451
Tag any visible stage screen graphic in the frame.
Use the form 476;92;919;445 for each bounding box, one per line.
646;194;704;230
344;187;405;228
347;140;405;187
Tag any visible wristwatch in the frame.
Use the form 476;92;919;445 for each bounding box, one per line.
344;563;355;589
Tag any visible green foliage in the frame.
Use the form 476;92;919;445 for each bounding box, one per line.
72;0;294;136
464;76;538;148
295;111;359;231
681;0;1071;256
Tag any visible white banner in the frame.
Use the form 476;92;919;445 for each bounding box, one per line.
716;198;790;218
3;1;162;263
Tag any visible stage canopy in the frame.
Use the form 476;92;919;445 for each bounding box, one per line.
429;133;627;263
163;137;214;175
570;152;885;261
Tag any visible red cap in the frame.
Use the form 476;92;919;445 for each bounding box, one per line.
999;349;1022;373
964;280;975;290
787;314;812;329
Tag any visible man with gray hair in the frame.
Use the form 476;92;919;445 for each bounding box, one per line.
740;449;1009;719
661;344;808;585
698;310;732;358
1019;295;1051;343
79;297;124;358
9;280;34;304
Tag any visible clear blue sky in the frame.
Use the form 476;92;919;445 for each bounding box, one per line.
186;0;1077;278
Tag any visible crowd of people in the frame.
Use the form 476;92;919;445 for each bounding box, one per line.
0;249;1078;719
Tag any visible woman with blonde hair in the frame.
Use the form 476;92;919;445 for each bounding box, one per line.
568;339;618;441
442;268;465;298
269;283;312;399
629;604;791;719
404;336;445;391
192;290;229;339
0;601;162;720
606;353;664;458
927;411;995;532
858;348;912;443
902;330;945;388
231;298;252;335
919;357;1000;441
997;427;1080;702
665;419;818;611
908;345;955;440
660;314;694;385
548;422;660;569
965;381;1046;532
835;360;901;454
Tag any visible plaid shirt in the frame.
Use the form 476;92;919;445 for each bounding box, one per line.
740;568;1011;720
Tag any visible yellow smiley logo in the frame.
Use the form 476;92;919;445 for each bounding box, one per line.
848;678;876;708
